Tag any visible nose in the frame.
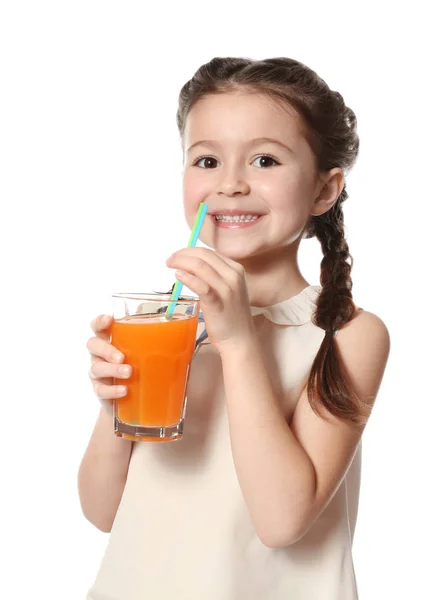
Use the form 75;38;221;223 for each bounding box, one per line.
218;164;250;196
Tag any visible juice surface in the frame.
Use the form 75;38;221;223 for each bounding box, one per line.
111;313;198;427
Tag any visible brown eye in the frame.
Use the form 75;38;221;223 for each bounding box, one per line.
194;156;218;169
253;155;279;168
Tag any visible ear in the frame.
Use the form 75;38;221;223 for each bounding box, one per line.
311;168;345;216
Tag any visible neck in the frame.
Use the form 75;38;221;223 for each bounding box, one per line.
236;243;310;307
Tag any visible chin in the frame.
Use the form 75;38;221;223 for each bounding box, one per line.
201;231;263;261
217;246;259;263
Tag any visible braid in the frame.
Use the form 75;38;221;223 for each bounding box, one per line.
305;187;370;428
307;186;356;335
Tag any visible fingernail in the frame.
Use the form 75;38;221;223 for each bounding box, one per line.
119;365;132;378
116;386;127;397
113;352;124;363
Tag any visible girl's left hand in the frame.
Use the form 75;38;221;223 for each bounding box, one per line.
166;247;256;355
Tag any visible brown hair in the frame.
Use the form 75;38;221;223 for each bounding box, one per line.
176;56;370;429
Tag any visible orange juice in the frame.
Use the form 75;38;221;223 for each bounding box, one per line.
111;312;198;440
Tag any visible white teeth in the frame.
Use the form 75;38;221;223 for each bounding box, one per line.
214;215;261;222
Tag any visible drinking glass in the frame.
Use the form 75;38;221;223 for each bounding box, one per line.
111;293;206;442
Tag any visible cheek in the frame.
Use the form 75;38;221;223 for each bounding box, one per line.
182;170;210;228
258;170;304;209
271;168;313;207
182;171;208;207
259;171;311;234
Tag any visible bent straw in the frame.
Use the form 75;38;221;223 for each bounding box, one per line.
165;202;208;319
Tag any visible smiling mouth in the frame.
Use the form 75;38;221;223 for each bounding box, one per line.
213;215;261;222
210;214;264;228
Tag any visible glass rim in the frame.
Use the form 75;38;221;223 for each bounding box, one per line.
112;292;200;304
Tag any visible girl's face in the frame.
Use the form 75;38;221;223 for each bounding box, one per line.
182;91;322;261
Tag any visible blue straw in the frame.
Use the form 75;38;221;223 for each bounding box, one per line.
165;202;208;319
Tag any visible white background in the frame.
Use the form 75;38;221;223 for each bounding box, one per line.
1;1;446;598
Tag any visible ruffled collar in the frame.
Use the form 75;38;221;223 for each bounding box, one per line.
196;284;322;346
249;284;322;325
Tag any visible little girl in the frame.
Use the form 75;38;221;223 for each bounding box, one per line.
80;56;390;600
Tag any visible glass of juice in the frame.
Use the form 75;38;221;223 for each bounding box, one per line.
111;293;204;443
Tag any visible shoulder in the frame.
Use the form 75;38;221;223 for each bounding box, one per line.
334;307;391;410
338;306;390;347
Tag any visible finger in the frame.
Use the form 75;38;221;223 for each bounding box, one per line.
201;248;245;274
170;247;245;278
174;269;212;298
91;314;113;341
171;251;227;290
86;336;125;364
190;248;247;292
89;359;132;381
92;380;128;400
173;259;226;301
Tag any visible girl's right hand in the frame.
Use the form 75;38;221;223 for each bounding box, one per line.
86;314;132;414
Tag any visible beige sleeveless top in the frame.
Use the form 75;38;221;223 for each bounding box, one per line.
86;285;361;600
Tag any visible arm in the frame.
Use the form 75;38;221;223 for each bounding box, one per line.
77;406;134;532
220;310;390;548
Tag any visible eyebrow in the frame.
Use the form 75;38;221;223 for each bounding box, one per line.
186;137;295;155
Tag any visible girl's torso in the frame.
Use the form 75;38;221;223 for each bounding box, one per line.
87;285;362;600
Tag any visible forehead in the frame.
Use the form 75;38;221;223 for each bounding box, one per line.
184;92;305;147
